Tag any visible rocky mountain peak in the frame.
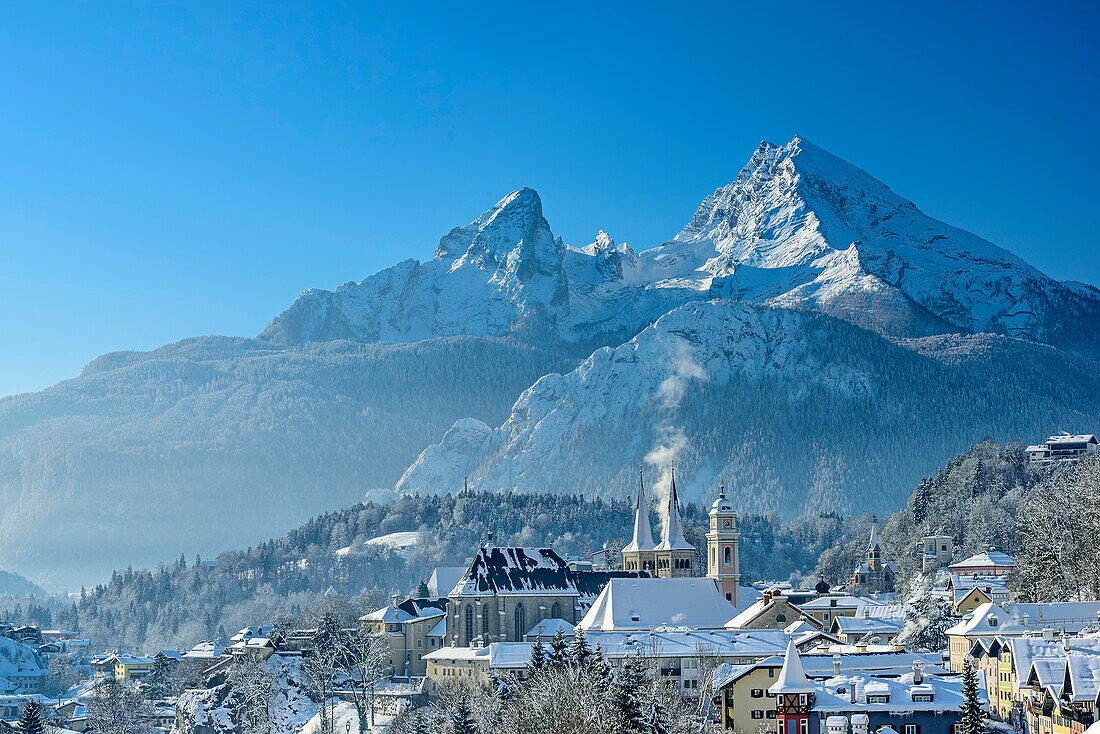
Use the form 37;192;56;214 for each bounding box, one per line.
434;187;553;261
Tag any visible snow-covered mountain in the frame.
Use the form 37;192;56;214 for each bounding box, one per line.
262;137;1100;357
3;135;1098;586
397;299;1100;515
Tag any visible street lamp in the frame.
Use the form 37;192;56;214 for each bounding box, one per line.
346;719;352;734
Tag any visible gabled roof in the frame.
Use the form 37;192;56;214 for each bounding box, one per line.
950;550;1017;571
1063;650;1100;703
451;547;575;596
770;640;815;694
944;603;1026;637
526;618;575;639
830;616;904;636
578;578;734;631
428;567;466;598
1046;434;1097;446
727;597;819;630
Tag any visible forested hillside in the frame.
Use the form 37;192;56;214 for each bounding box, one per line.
0;336;575;585
0;492;866;653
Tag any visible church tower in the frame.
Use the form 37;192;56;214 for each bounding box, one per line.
706;483;740;607
654;467;695;578
621;464;656;573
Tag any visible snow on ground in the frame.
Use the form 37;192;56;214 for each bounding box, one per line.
299;701;393;734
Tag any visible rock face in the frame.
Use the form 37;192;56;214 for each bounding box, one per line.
262;137;1100;358
396;299;1100;515
4;136;1099;585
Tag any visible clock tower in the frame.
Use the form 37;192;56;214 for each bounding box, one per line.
706;484;740;608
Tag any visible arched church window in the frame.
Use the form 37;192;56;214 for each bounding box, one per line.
464;606;473;642
514;603;526;641
724;546;732;566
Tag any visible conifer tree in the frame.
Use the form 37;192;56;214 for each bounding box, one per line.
961;657;985;734
570;628;592;667
144;654;174;699
549;628;568;666
611;654;648;733
18;700;46;734
528;638;547;671
451;692;478;734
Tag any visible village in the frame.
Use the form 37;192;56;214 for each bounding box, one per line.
0;436;1098;734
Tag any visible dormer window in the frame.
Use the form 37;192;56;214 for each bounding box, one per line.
868;694;890;704
988;616;999;627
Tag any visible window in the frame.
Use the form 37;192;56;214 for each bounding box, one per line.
903;725;918;734
725;546;732;566
776;614;787;623
482;607;489;637
551;602;562;619
464;606;473;642
767;711;777;719
514;603;526;641
800;719;808;734
988;616;999;627
727;593;732;601
753;711;765;720
799;694;807;706
778;720;785;734
752;689;764;698
416;640;422;648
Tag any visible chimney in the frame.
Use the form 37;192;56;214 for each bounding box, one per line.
833;655;842;677
913;660;924;684
392;593;400;608
849;678;859;705
1022;614;1030;628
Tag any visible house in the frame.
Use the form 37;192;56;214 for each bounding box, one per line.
113;655;154;681
799;595;903;629
444;545;645;647
953;584;1010;616
577;577;737;632
728;588;821;631
1021;647;1100;734
1025;435;1098;463
850;525;896;595
713;648;947;734
946;603;1100;672
228;637;278;661
733;640;974;734
422;645;493;695
949;549;1017;577
828;616;904;645
229;626;276;645
920;536;954;573
360;596;448;677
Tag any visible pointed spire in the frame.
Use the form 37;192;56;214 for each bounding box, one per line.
769;639;816;694
656;465;694;551
622;463;656;553
868;522;879;550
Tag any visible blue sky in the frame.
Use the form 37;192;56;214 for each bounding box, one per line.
1;1;1098;398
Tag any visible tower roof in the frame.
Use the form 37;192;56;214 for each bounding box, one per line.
769;639;816;694
868;522;879;550
622;464;656;553
655;467;694;551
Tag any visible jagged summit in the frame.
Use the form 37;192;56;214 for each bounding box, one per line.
434;187;552;261
261;137;1100;358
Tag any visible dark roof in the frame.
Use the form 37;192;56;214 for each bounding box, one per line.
455;547;649;597
397;597;449;618
570;570;652;600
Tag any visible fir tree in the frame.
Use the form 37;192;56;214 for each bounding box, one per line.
961;657;985;734
549;628;568;666
528;638;547;671
416;580;430;598
611;654;648;733
451;692;478;734
18;700;46;734
144;654;174;699
570;628;592;667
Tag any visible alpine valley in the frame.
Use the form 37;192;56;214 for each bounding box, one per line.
3;137;1099;587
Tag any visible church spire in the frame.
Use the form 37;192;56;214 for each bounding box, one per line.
656;465;693;551
622;463;656;552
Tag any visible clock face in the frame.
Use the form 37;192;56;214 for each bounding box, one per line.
722;519;733;529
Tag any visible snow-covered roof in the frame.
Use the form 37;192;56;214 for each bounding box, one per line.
526;618;575;639
488;643;535;669
1063;650;1100;703
585;628;790;661
727;597;817;630
1045;434;1097;446
426;618;447;638
944;603;1026;637
360;597;447;624
800;595;889;612
770;640;815;694
183;641;225;659
578;578;735;632
812;672;980;713
950;550;1017;571
831;616;903;636
428;566;465;598
450;547;576;596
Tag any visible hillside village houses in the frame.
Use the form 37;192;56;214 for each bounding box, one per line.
7;464;1100;732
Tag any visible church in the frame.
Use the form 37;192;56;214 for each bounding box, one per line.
621;466;741;608
849;524;896;594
